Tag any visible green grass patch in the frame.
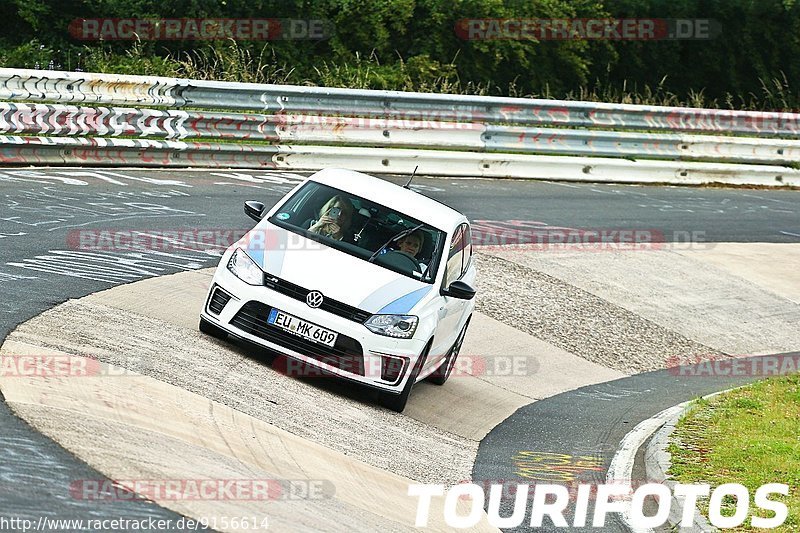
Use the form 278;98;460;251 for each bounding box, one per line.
668;375;800;530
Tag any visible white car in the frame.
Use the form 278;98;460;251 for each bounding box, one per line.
199;168;476;412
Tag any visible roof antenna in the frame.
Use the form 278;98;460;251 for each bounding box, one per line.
403;166;418;189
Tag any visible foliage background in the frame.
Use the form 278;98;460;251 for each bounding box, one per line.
1;0;798;108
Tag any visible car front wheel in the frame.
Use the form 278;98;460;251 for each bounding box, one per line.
428;317;470;386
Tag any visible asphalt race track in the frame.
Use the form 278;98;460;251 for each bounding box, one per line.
1;167;799;531
472;354;800;532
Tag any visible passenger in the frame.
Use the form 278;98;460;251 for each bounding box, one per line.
308;195;354;242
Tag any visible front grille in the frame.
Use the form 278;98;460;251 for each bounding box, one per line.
208;286;232;315
263;274;371;323
230;301;365;375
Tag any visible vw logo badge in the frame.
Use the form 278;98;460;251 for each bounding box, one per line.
306;290;324;308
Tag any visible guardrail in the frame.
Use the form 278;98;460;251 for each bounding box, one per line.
1;68;799;186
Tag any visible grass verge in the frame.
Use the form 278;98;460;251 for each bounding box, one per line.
668;374;800;530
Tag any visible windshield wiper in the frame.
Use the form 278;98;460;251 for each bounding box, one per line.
368;223;425;263
418;231;440;279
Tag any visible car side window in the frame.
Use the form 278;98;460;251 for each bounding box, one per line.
462;225;472;276
444;225;466;287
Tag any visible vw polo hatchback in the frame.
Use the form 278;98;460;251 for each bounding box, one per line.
199;168;476;411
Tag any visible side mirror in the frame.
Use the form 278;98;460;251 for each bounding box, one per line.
244;201;266;222
443;280;476;300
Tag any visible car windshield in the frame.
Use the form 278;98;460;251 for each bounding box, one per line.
267;181;445;283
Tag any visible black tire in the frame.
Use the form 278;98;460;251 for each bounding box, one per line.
199;317;227;339
427;317;470;386
378;341;430;413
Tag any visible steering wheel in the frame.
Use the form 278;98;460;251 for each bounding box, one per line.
388;250;421;271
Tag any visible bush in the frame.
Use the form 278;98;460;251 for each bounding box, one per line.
0;0;798;109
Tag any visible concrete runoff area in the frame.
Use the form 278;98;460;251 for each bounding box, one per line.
1;242;797;531
473;253;721;374
673;242;800;305
482;244;800;359
0;340;488;533
0;268;621;531
82;269;624;438
6;298;479;487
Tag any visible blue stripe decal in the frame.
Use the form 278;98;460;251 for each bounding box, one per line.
259;231;287;276
377;286;432;314
244;246;264;270
359;277;422;311
243;225;287;276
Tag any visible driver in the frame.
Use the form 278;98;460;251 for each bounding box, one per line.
396;230;423;257
394;230;427;271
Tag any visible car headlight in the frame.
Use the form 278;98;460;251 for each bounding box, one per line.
364;315;419;339
227;248;263;285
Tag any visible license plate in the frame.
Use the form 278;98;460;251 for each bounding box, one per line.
267;308;339;347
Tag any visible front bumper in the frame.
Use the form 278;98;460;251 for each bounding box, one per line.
200;265;427;393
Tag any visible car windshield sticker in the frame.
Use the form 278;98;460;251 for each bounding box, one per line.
276;212;291;220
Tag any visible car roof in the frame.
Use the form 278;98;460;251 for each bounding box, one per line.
306;168;467;230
